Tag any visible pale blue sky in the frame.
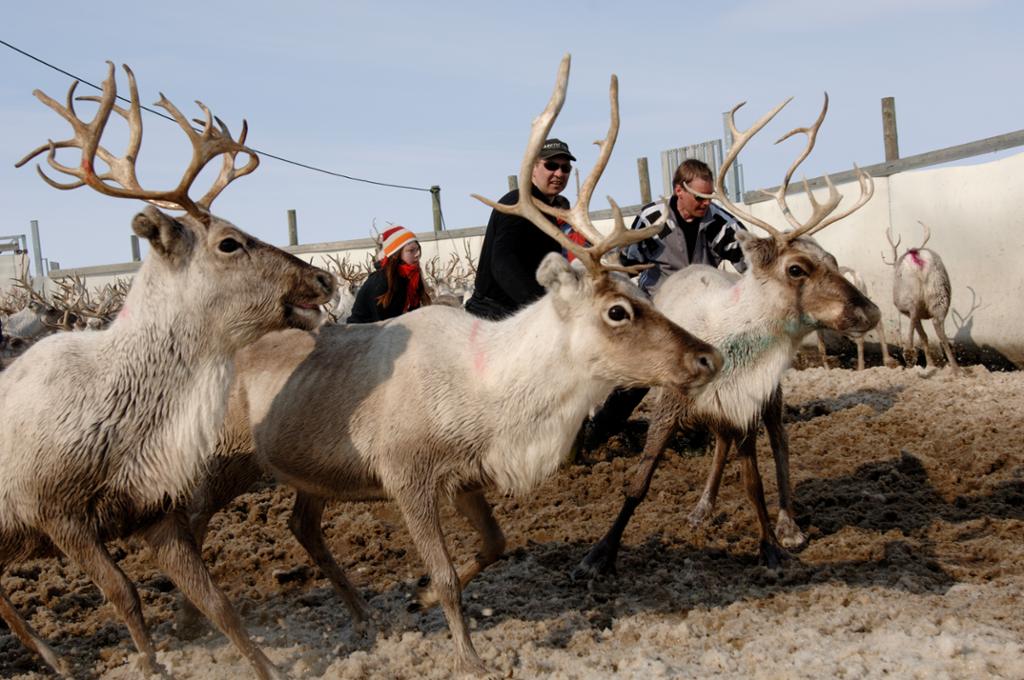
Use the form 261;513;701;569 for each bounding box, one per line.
2;0;1020;269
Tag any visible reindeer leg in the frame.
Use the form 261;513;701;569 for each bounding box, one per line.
931;317;960;372
141;512;283;680
915;317;937;368
877;320;897;368
45;519;163;677
393;489;486;676
688;431;731;528
417;488;505;610
764;387;805;549
815;330;830;369
735;431;788;568
176;454;263;640
573;390;683;580
855;337;865;371
288;491;371;627
0;585;69;676
904;313;919;367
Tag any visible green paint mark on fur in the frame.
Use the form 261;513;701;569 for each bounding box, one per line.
782;314;818;335
719;332;778;373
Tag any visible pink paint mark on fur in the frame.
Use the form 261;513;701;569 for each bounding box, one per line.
908;249;925;268
469;319;486;374
117;301;130;320
730;283;742;304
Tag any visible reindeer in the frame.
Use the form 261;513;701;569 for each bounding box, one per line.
0;63;334;679
322;253;366;322
424;252;464;307
178;54;722;677
814;266;896;369
574;94;881;579
884;221;959;371
1;265;69;347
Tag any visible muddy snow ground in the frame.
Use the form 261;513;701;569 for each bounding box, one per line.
1;363;1021;678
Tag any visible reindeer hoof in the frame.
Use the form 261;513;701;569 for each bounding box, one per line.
571;541;617;582
687;499;713;528
454;655;502;679
775;512;807;550
760;541;790;570
135;654;168;678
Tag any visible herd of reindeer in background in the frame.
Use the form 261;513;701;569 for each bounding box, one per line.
3;212;965;373
0;55;974;679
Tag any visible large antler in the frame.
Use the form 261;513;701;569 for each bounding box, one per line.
15;62;258;223
471;54;665;275
709;94;874;243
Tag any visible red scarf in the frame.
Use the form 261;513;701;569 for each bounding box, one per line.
397;262;422;312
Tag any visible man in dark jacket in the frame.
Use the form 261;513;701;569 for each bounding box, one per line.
465;138;575;320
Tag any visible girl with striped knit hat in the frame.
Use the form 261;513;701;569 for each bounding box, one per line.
347;226;431;323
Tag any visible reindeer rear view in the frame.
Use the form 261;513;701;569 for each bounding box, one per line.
0;63;333;678
884;221;959;371
576;94;881;580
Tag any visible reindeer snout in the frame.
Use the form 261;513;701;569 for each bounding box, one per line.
314;270;337;299
850;299;881;334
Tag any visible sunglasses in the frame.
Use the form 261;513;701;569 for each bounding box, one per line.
683;182;712;203
543;160;572;173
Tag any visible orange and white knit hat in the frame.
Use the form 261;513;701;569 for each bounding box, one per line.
379;226;416;261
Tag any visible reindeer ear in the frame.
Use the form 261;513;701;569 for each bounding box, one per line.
537;252;582;293
736;230;776;270
131;206;192;262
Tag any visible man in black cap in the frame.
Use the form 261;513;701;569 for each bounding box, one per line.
465;138;576;320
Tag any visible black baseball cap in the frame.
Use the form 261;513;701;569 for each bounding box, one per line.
538;138;576;161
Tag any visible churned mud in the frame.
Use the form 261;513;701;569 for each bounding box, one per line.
1;363;1021;678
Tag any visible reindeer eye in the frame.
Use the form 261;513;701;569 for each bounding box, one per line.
606;304;631;323
218;237;242;254
787;264;807;279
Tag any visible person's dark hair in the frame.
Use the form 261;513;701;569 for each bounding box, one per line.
376;254;431;309
672;159;713;189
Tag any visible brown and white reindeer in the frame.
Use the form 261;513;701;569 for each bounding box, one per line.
179;54;722;677
575;94;881;579
0;63;334;679
884;220;959;371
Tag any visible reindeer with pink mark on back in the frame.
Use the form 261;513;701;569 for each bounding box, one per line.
884;221;959;371
178;54;722;677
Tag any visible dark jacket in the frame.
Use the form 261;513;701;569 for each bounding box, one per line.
346;268;419;324
465;185;570;320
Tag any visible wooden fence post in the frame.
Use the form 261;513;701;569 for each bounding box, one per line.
431;185;443;232
882;97;900;161
287;209;298;246
637;157;652;204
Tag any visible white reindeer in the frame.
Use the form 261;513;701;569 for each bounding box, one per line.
884;221;959;371
575;94;881;578
179;55;722;677
0;63;334;679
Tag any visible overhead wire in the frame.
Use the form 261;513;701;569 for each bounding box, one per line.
0;38;433;194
